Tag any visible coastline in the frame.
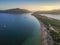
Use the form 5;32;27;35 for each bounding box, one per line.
40;22;54;45
32;13;60;45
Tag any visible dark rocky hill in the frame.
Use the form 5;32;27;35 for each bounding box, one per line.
0;8;31;14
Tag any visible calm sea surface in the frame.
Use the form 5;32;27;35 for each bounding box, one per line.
0;13;41;45
40;14;60;20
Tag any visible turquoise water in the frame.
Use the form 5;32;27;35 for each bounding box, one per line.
0;13;41;45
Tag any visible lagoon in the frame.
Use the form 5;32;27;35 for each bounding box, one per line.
40;14;60;20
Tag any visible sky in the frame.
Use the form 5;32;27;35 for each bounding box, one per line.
0;0;60;11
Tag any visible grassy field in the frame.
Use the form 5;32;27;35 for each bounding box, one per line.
32;13;60;45
32;13;60;32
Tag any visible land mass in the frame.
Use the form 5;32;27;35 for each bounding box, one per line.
32;9;60;14
32;12;60;45
0;8;31;14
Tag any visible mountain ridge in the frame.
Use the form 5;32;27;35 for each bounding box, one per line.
0;8;31;14
32;9;60;15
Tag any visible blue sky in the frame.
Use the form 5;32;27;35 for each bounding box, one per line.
0;0;60;11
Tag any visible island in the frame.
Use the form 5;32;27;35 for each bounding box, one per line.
0;8;31;14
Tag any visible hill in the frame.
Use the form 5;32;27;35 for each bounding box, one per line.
0;8;31;14
32;9;60;14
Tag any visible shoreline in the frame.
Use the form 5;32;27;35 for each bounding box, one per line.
32;13;60;45
40;22;54;45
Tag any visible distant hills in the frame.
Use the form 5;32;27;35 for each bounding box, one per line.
1;8;60;14
32;9;60;15
0;8;31;14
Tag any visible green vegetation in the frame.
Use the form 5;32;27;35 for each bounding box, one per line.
32;12;60;45
32;13;60;32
